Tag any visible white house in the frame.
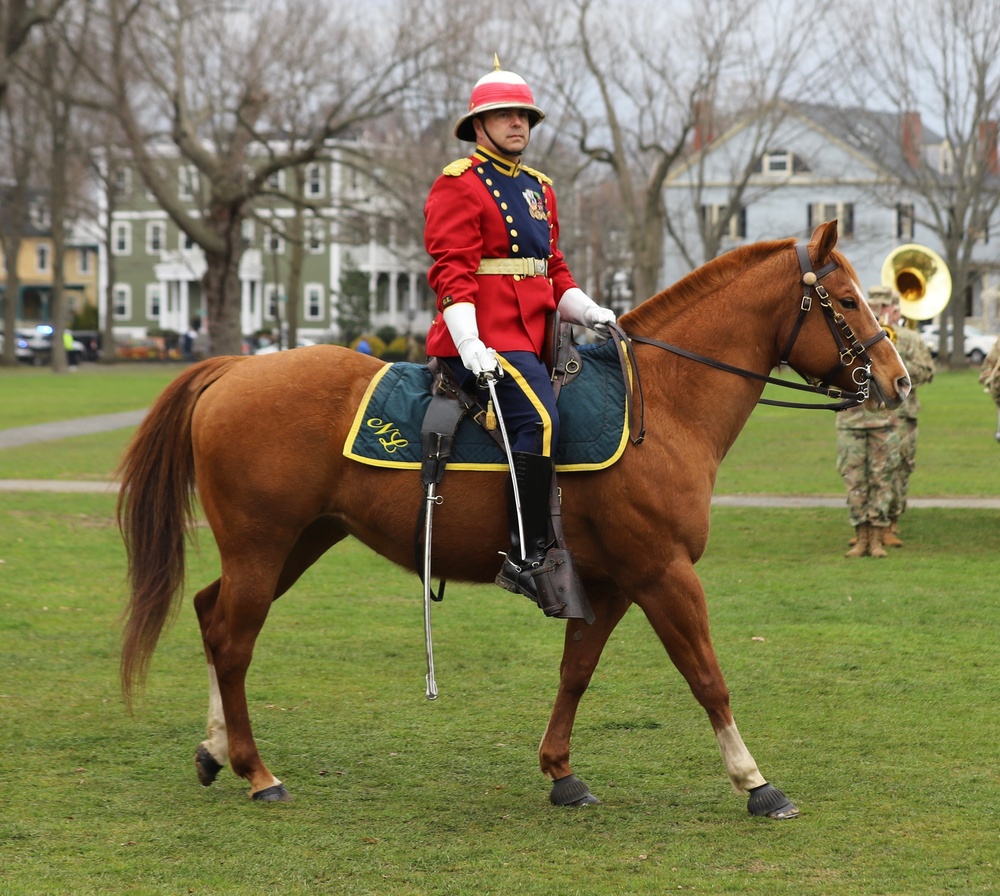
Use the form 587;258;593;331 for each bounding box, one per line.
662;101;1000;327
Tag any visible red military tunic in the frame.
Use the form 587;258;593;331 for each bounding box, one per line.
424;147;579;357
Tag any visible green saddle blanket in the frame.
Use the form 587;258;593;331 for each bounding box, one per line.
343;340;629;472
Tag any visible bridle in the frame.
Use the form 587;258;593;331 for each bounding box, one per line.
622;240;890;421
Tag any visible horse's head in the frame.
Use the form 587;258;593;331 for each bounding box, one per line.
781;221;910;410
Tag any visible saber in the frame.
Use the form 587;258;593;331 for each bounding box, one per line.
482;372;525;552
422;481;442;700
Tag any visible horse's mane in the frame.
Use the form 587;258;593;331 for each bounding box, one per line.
625;236;862;331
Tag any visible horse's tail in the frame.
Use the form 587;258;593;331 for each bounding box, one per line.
117;356;244;709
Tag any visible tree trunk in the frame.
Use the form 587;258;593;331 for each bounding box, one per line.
202;220;245;357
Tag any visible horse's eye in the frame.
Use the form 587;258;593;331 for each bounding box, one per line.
839;297;859;311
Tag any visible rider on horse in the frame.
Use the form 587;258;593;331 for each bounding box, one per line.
423;57;616;618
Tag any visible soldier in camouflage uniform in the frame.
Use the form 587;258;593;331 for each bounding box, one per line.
978;335;1000;439
881;291;935;546
835;287;904;558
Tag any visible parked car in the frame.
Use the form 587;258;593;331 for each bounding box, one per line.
0;331;35;363
920;324;996;364
20;325;86;366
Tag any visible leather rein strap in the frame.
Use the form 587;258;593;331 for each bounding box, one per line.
626;240;888;412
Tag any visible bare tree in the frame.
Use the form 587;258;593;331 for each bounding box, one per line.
519;0;840;302
0;0;70;107
834;0;1000;366
28;3;94;371
0;73;42;365
89;0;442;357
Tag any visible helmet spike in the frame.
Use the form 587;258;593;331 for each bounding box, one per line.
493;53;501;70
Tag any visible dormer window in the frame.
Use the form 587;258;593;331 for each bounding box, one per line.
762;151;792;174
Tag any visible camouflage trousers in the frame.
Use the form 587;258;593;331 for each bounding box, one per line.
890;417;918;520
836;426;902;527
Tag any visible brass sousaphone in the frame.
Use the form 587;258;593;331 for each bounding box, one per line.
880;243;952;326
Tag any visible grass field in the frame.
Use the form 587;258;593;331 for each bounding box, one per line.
1;362;998;894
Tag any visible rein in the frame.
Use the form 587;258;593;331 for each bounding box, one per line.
625;240;888;412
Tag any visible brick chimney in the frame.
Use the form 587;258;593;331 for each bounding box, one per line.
979;120;999;175
693;100;715;151
901;111;922;168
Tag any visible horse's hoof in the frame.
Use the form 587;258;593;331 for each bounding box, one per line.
251;783;291;802
550;774;601;806
747;782;799;819
194;744;223;787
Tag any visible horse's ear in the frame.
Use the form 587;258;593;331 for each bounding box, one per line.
809;220;839;263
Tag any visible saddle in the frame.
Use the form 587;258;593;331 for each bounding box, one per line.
419;314;582;529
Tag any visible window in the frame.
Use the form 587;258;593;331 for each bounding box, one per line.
36;243;50;273
762;151;792;175
241;219;255;248
264;283;282;320
264;226;284;254
113;167;132;199
807;202;854;237
179;230;195;250
178;165;199;201
147;221;165;254
897;204;915;240
78;248;92;274
112;222;131;255
305;164;324;197
113;284;132;319
266;169;285;192
304;284;324;320
700;204;747;239
146;284;162;319
306;218;326;253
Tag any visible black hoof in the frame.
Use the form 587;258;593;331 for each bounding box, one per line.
251;783;290;802
550;774;600;806
747;782;799;819
195;744;224;787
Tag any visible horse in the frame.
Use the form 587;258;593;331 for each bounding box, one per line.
118;220;910;816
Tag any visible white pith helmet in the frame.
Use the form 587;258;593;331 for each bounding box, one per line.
453;54;545;142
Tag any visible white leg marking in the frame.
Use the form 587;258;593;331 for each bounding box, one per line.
202;664;229;765
716;722;767;793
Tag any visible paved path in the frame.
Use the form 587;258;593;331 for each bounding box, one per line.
2;410;999;507
0;410;147;449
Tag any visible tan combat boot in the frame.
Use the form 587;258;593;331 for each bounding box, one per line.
868;525;888;558
844;524;869;557
882;520;903;548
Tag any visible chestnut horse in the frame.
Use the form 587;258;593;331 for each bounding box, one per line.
118;221;909;816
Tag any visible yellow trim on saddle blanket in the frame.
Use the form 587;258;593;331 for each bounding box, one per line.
342;342;631;473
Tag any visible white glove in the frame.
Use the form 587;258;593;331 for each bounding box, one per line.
558;287;617;337
442;302;500;378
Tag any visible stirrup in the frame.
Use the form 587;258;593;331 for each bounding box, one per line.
495;554;538;598
495;549;594;623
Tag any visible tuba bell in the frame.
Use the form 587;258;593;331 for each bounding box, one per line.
880;243;952;323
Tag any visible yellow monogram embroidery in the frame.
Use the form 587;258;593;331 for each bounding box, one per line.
366;417;409;453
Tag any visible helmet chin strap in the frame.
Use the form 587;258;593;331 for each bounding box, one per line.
481;120;525;157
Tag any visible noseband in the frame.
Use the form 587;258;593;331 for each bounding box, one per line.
626;240;889;412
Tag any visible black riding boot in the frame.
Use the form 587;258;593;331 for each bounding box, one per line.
495;452;594;622
496;451;552;599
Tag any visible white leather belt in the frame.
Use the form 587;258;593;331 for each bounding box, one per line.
476;257;549;277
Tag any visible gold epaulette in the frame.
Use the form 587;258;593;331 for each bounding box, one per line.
520;164;553;186
442;158;474;177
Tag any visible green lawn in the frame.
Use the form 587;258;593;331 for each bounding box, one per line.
0;362;998;895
